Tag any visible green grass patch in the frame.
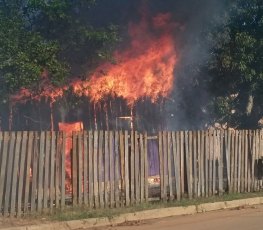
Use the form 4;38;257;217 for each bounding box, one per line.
24;191;263;222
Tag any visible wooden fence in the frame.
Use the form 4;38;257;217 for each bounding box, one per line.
158;130;263;201
0;131;65;216
0;129;263;216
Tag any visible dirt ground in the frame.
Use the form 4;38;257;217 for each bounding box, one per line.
0;215;50;229
93;205;263;230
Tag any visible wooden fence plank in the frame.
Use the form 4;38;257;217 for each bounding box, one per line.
197;130;201;197
134;131;140;204
104;131;109;208
4;132;16;216
114;131;120;207
255;130;259;190
193;131;197;198
244;130;248;192
124;131;130;206
98;131;104;208
10;132;22;216
241;130;245;192
230;131;235;193
251;131;255;191
225;130;231;193
167;132;173;200
237;131;241;193
180;131;184;195
254;130;257;191
158;131;164;200
61;132;66;209
200;131;205;197
0;132;9;214
109;131;114;208
247;130;252;192
43;132;51;210
163;131;168;201
260;130;263;188
93;130;99;208
88;131;94;208
77;132;83;205
55;132;61;209
24;132;34;213
72;132;77;206
130;131;135;204
205;131;209;197
0;132;5;213
0;132;10;215
144;132;148;202
173;132;181;201
140;133;145;202
49;132;56;211
119;131;125;206
189;131;193;199
83;131;88;206
257;130;261;190
17;131;28;216
212;130;216;196
219;130;223;195
30;132;39;212
185;131;192;199
208;130;213;197
37;132;45;211
234;131;238;193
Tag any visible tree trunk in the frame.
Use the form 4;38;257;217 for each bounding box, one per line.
245;94;254;116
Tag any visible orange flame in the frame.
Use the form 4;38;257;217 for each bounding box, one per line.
72;13;177;105
58;122;83;193
11;13;177;106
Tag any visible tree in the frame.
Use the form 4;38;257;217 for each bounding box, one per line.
0;0;118;100
209;0;263;128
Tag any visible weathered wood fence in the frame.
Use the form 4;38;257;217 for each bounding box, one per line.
0;131;65;216
0;130;263;216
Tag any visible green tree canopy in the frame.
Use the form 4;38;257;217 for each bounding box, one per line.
209;0;263;128
0;0;118;99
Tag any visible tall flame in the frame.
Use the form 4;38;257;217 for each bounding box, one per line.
11;13;177;106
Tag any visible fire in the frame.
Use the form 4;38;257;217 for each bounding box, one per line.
71;13;177;105
58;121;83;193
10;13;177;106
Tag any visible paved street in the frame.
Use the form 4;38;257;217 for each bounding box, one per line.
94;205;263;230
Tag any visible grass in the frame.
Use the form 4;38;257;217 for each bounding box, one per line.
25;191;263;222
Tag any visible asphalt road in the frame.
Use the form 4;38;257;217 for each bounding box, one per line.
93;205;263;230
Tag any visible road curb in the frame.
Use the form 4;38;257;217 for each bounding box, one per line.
3;197;263;230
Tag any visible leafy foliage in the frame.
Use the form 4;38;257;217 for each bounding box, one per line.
209;0;263;128
0;0;118;99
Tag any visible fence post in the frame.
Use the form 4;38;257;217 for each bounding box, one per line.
98;130;104;208
172;131;181;201
139;133;145;203
83;131;88;206
4;132;16;216
144;132;148;202
167;132;173;200
17;131;28;216
119;131;125;206
104;131;109;208
114;131;120;207
124;131;130;206
72;132;78;206
93;130;99;208
158;131;164;200
61;132;66;209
